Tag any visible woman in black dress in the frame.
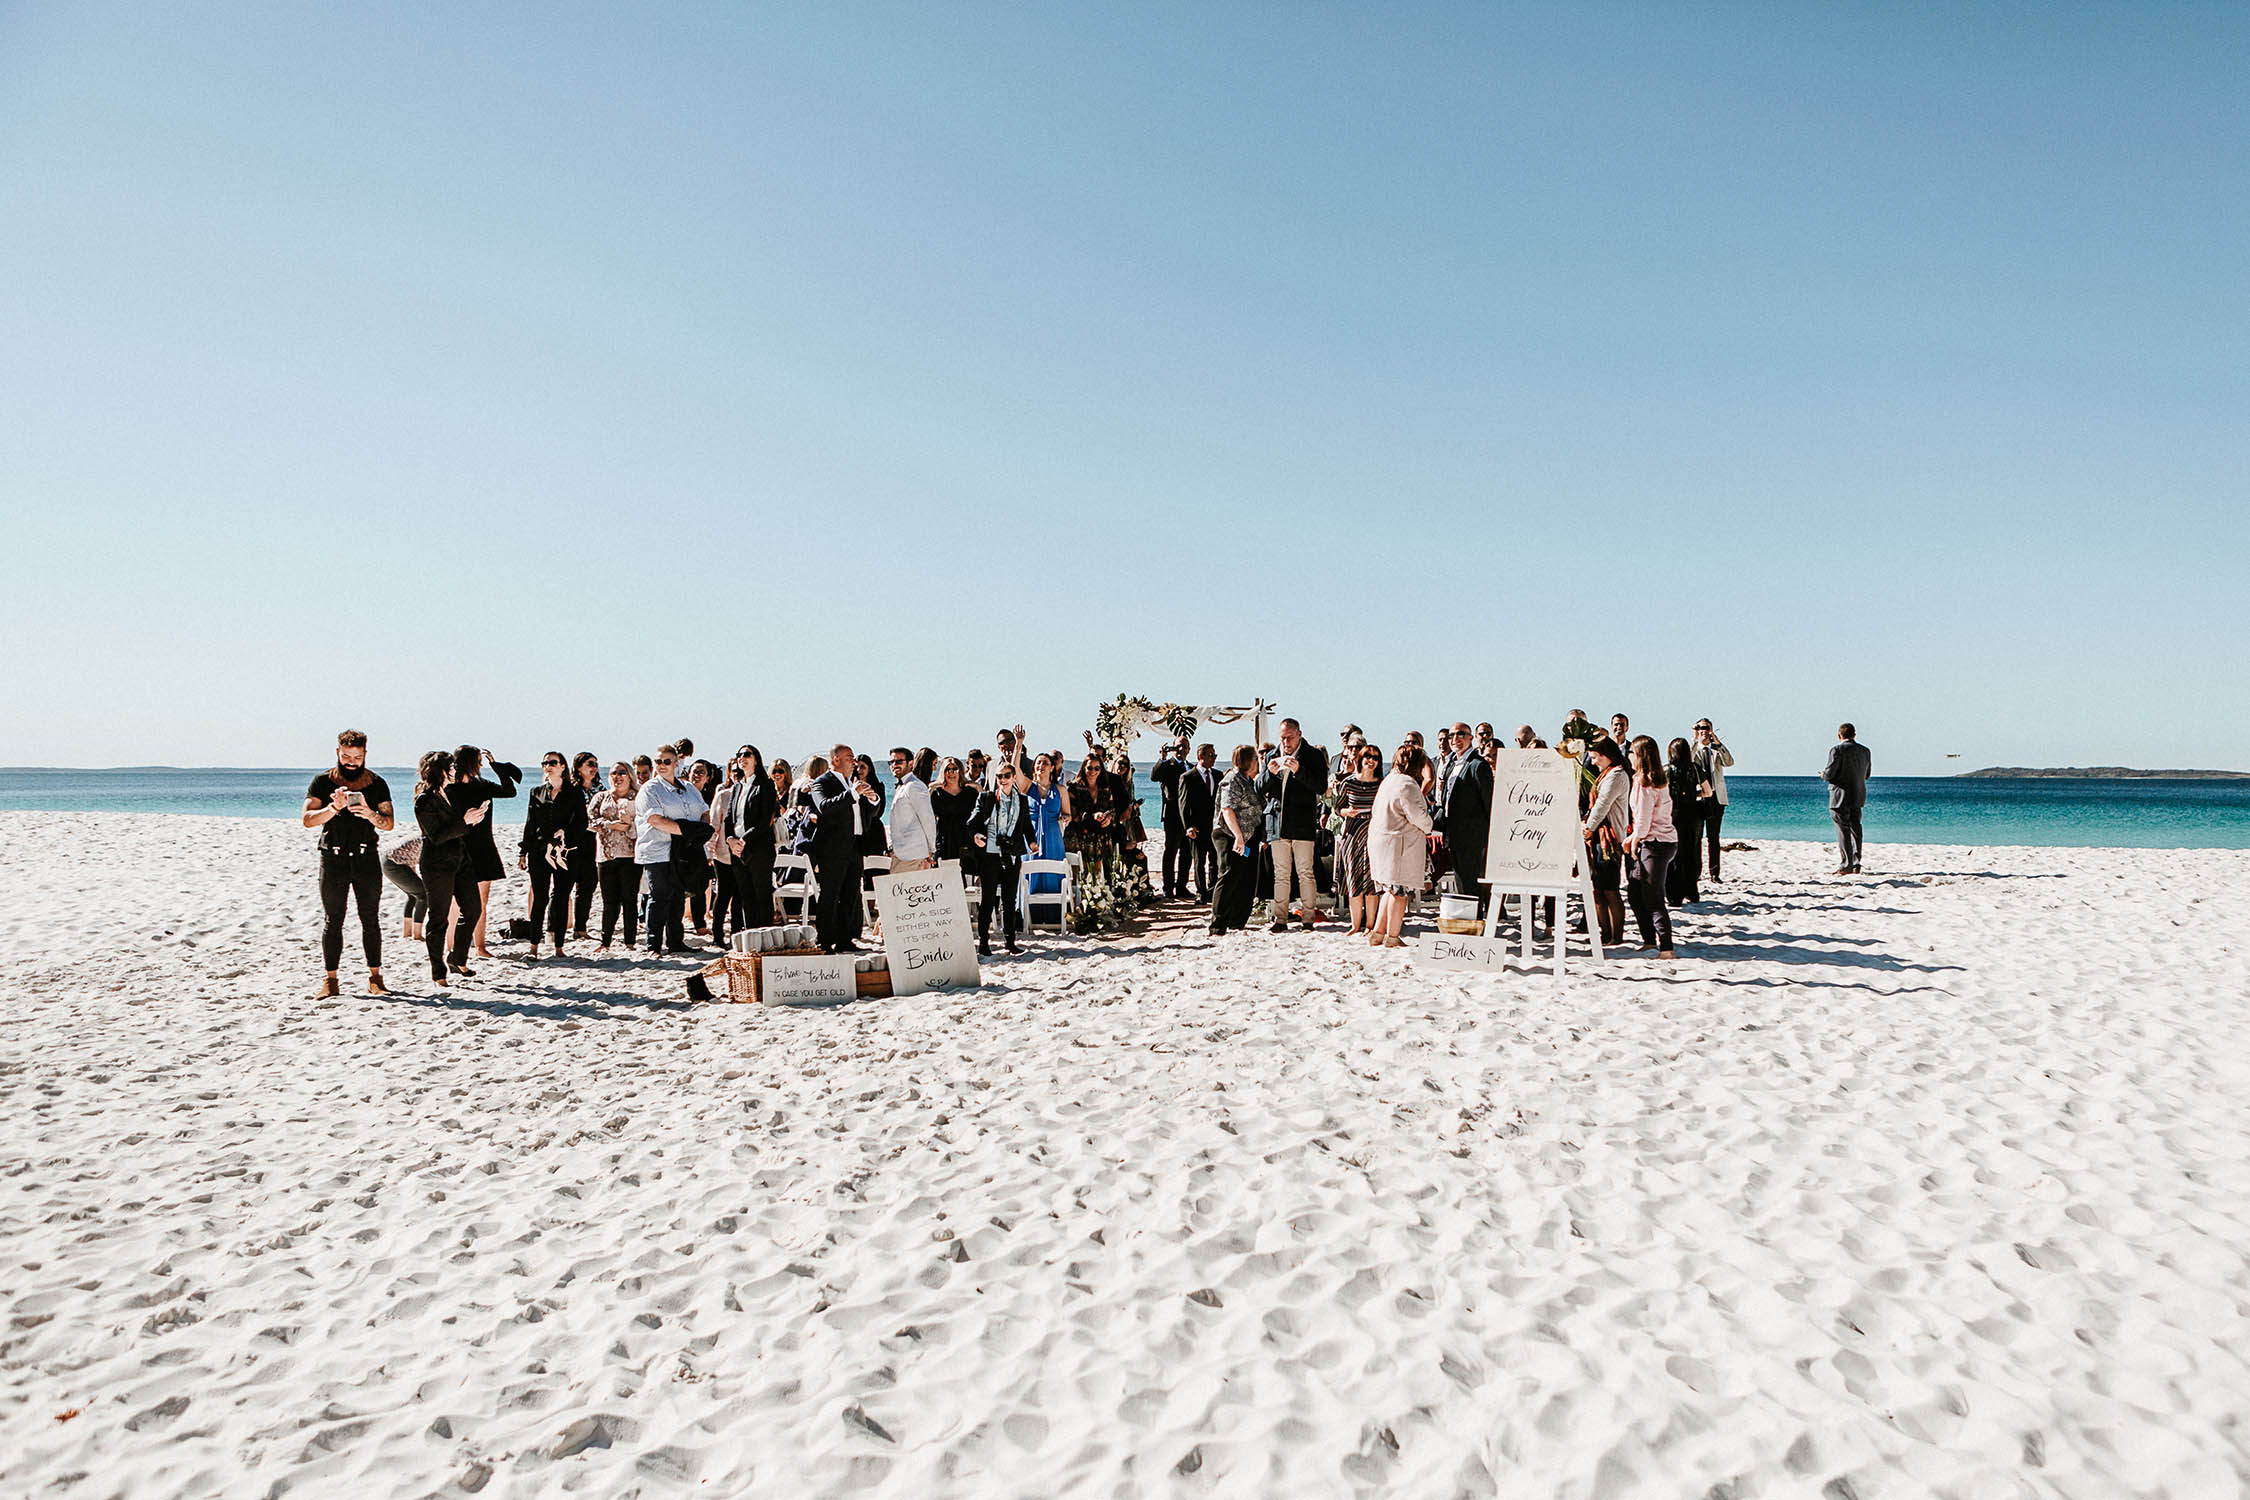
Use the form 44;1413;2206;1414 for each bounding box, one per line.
1063;752;1115;869
1665;737;1703;906
930;756;978;869
568;752;601;938
1111;754;1147;876
449;745;519;958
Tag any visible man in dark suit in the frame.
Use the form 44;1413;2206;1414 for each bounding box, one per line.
1823;723;1872;874
1148;737;1191;898
1180;743;1220;901
806;742;872;951
968;761;1041;954
1436;721;1495;914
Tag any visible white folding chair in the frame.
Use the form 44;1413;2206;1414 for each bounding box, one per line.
773;852;817;920
1017;859;1075;936
862;855;892;927
958;858;982;919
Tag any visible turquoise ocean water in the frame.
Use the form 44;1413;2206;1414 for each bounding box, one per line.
1;769;2246;850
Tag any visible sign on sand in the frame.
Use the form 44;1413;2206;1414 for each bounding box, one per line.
876;864;981;996
1416;933;1515;972
1485;748;1580;887
759;953;858;1007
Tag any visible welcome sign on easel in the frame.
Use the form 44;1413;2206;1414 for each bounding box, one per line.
1489;749;1579;885
1417;749;1602;977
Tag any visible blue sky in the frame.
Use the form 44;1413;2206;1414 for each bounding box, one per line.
3;4;2243;774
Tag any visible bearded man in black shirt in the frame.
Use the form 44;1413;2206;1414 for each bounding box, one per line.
303;728;395;997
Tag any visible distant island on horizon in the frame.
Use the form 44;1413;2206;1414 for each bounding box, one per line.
1957;766;2250;780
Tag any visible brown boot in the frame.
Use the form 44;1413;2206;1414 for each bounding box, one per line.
366;970;391;996
314;973;341;999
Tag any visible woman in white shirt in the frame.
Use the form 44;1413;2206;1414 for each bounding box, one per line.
1367;744;1435;949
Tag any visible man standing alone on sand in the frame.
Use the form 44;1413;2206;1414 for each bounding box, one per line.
1692;718;1735;880
304;729;394;997
1823;724;1872;874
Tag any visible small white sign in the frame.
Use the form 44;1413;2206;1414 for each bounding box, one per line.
1486;749;1580;888
1417;933;1516;973
876;866;981;996
759;953;858;1007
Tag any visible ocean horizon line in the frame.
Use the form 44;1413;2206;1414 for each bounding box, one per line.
7;764;2250;780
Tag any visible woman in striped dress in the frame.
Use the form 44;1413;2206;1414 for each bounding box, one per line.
1332;742;1384;934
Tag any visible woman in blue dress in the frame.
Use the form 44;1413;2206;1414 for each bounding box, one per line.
1026;753;1067;895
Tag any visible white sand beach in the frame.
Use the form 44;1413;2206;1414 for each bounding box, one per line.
4;811;2248;1499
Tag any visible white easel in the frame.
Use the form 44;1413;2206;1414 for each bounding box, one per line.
1483;856;1603;978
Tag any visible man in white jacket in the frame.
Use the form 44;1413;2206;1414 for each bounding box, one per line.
1692;719;1735;881
886;747;939;873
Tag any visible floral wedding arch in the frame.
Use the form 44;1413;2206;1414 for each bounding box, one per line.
1091;695;1275;755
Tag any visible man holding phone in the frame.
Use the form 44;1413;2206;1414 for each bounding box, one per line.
1259;718;1329;930
303;729;395;998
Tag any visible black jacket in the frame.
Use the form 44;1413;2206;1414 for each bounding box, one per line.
520;783;589;860
1148;756;1187;825
856;777;889;855
968;789;1041;858
447;761;519;874
727;776;780;847
1179;763;1220;834
670;818;712;876
931;784;979;862
1258;743;1330;842
1436;753;1493;856
805;771;863;860
414;788;470;876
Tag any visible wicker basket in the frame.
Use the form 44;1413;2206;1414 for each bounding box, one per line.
721;947;824;1005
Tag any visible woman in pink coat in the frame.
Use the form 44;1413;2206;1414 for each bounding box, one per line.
1367;743;1435;949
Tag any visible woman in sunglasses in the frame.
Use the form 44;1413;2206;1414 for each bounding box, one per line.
1333;742;1385;935
519;751;589;960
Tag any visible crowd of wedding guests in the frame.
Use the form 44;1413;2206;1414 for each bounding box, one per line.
303;725;1172;992
301;712;1739;995
1165;711;1735;960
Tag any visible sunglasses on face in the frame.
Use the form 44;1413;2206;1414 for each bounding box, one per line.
656;758;676;767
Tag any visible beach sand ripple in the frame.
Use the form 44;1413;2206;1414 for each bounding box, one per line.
3;813;2248;1498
